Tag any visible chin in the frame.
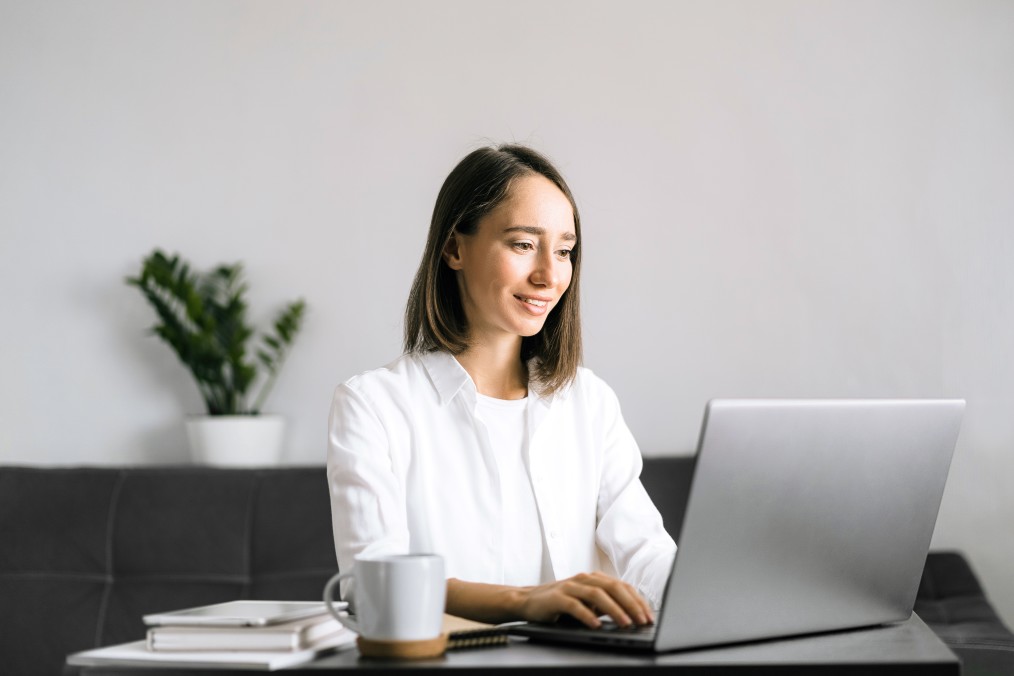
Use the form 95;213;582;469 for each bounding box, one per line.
515;320;549;338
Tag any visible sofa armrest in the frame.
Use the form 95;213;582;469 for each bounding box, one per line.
916;551;1014;676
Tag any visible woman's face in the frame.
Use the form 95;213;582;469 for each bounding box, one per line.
444;173;576;344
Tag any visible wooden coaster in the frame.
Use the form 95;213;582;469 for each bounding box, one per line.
356;633;448;659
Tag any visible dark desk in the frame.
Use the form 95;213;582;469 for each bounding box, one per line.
74;615;959;676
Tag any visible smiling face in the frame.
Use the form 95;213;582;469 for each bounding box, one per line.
443;173;577;346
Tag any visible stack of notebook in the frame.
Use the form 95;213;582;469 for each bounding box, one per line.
67;600;512;671
68;601;356;671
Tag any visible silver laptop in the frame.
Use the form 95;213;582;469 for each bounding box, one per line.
510;399;965;652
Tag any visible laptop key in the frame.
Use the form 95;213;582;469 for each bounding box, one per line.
599;620;655;634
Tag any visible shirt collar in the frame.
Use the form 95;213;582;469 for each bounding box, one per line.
419;350;474;406
417;350;569;407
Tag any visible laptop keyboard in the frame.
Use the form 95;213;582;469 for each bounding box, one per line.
597;620;656;635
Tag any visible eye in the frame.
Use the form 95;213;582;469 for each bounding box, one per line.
512;241;535;252
557;248;572;259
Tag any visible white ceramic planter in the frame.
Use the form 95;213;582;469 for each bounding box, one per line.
184;415;286;466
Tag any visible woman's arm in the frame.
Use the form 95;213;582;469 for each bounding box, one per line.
447;572;654;628
327;382;410;602
592;377;678;609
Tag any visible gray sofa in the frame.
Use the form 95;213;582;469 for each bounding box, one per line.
1;458;1011;675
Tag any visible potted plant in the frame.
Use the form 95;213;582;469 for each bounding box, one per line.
127;249;306;466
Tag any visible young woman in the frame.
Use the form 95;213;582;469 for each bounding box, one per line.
327;144;676;629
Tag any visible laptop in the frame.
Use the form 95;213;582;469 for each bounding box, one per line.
509;398;965;652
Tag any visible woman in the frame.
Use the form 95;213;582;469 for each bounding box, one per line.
327;144;675;629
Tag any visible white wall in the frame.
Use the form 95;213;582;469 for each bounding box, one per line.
2;0;1013;625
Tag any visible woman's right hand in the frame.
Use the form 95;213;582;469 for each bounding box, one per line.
516;571;654;629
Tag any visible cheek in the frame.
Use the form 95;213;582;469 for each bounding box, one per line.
491;254;528;286
468;255;518;303
559;262;574;290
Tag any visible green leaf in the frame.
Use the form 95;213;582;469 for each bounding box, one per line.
127;250;306;416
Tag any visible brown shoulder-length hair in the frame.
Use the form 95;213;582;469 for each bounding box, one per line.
404;143;582;395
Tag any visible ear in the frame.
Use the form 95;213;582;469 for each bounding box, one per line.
442;233;464;271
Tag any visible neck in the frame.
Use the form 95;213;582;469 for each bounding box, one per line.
455;335;528;400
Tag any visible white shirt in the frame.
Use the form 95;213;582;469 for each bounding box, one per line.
474;393;549;586
326;350;677;608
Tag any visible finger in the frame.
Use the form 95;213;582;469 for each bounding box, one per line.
622;582;655;624
589;577;652;626
638;595;655;624
566;582;633;627
606;582;649;626
559;597;603;629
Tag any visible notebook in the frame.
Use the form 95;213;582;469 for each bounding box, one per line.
509;399;964;652
67;632;355;671
146;614;344;652
143;600;339;627
443;614;512;648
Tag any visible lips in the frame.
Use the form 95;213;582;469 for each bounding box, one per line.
515;295;549;308
514;294;552;317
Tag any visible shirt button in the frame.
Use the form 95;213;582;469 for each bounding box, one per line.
548;530;557;540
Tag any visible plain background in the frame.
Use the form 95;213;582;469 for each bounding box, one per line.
2;0;1013;626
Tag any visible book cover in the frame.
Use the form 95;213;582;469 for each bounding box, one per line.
443;614;512;649
67;632;355;671
143;600;344;627
147;614;348;652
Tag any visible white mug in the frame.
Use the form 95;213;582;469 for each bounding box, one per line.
323;554;446;642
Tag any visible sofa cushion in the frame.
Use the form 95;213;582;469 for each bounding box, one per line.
3;459;1013;676
0;466;337;676
915;550;1014;675
637;455;696;541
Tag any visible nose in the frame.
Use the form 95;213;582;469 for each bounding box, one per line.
530;248;560;288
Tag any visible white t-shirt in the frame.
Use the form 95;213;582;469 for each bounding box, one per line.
474;392;550;586
327;350;676;608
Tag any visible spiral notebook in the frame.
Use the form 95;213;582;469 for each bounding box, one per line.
443;615;513;649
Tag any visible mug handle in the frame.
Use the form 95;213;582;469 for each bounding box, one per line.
323;571;360;634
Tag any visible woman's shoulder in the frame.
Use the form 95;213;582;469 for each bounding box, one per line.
338;351;467;408
340;352;428;395
565;365;621;405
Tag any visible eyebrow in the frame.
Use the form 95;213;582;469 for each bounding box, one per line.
503;225;577;242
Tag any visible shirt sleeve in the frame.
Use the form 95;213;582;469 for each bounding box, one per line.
326;382;411;603
592;380;677;610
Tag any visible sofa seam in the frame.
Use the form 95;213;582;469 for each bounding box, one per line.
0;569;335;581
0;571;110;581
89;572;253;582
254;568;338;579
947;641;1014;651
242;474;259;598
94;469;126;647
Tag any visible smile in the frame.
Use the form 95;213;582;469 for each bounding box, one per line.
515;295;548;307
